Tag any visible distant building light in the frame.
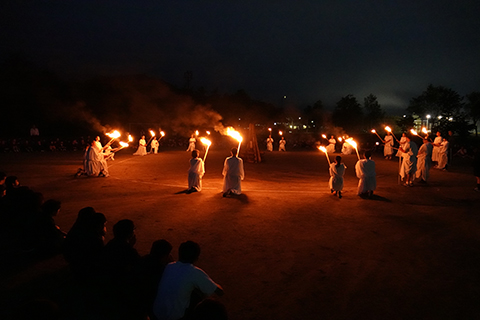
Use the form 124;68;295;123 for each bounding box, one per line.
403;115;406;118
238;118;241;121
303;125;307;129
299;117;301;120
426;114;431;119
274;122;277;125
438;116;442;119
289;125;293;129
449;117;453;121
311;121;314;123
283;95;287;99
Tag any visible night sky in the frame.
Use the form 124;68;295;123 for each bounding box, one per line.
2;1;480;113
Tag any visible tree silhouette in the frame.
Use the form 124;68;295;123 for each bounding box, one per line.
465;91;480;136
363;94;385;130
332;94;363;132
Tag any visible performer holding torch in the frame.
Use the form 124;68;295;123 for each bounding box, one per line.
187;149;205;193
222;147;245;197
329;155;346;198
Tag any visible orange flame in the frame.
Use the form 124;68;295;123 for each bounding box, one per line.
128;135;133;142
410;129;418;135
319;146;327;153
160;131;165;137
322;134;327;139
106;130;121;139
385;126;392;132
119;141;129;148
226;127;243;142
150;130;155;137
200;137;211;146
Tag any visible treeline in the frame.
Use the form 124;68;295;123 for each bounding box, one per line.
1;56;479;138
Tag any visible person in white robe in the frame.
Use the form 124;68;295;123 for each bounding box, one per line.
435;138;449;170
85;139;109;177
383;132;394;160
396;133;407;157
279;137;286;151
326;136;336;153
133;135;147;156
186;134;196;152
399;136;418;186
151;136;159;154
341;142;353;155
187;150;205;192
266;135;274;152
329;156;346;198
416;137;433;183
432;131;443;163
355;150;376;197
222;148;245;196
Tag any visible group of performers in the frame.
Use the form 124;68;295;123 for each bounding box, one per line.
133;135;160;156
325;135;354;155
326;129;453;198
266;135;287;152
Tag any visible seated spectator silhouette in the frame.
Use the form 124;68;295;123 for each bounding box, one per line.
62;208;106;279
102;219;140;277
25;199;66;258
0;171;6;186
135;239;173;319
153;240;224;320
191;298;228;320
4;175;20;195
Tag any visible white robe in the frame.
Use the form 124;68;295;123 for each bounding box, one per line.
151;139;159;154
222;156;245;194
188;157;205;191
436;141;449;169
396;136;407;157
329;163;346;192
326;139;336;153
399;141;418;179
341;143;353;155
85;145;109;177
133;138;147;156
355;159;376;195
432;136;443;162
416;142;433;181
266;138;274;151
279;139;286;151
384;135;394;156
186;137;196;152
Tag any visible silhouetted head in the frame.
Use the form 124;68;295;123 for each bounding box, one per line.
5;176;19;189
192;149;199;158
335;156;342;164
113;219;135;241
364;150;372;159
150;239;173;257
41;199;61;217
230;148;237;156
179;240;201;264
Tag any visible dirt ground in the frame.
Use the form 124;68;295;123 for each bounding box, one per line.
1;147;480;320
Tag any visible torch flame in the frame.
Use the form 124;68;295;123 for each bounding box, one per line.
119;141;129;147
319;146;327;153
279;131;283;136
371;129;376;133
410;129;418;135
200;137;211;146
128;135;133;142
160;131;165;137
422;127;428;134
206;131;211;135
322;134;327;139
150;130;155;137
226;127;243;142
106;130;121;139
338;137;343;142
385;126;392;132
268;128;272;132
345;138;357;149
195;130;199;136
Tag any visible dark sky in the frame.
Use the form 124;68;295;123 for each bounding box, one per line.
2;1;480;113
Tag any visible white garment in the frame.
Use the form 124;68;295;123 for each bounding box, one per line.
151;139;159;154
188;157;205;191
326;139;336;153
222;156;245;194
279;139;286;151
396;136;407;157
329;163;346;192
399;141;418;179
93;140;103;153
133;138;147;156
384;135;394;156
266;138;274;151
85;145;109;177
355;159;376;195
436;141;449;169
432;136;443;162
153;261;219;320
186;137;196;152
416;142;433;181
341;143;353;155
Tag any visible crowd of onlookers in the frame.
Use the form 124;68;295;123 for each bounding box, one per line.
0;171;227;320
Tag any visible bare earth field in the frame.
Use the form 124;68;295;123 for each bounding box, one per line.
1;148;480;320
